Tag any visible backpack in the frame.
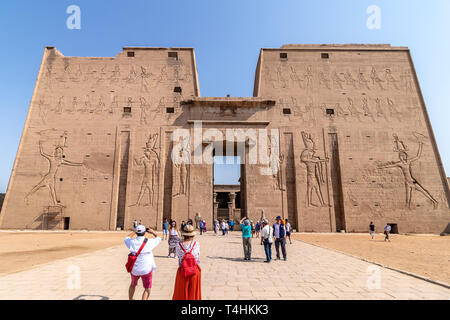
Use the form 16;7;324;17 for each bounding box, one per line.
279;223;286;238
179;241;198;278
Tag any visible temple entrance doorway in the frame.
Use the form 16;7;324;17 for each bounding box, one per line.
213;155;243;223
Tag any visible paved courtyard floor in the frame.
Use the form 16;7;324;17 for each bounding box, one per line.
0;232;448;300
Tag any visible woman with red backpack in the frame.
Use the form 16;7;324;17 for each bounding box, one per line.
172;224;201;300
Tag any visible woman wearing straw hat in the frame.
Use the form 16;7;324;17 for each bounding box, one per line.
172;224;202;300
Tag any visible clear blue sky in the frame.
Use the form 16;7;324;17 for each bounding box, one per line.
0;0;449;192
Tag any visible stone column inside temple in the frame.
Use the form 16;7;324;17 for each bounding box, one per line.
213;192;218;221
229;192;236;221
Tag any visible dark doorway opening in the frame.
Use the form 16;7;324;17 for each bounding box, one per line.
64;217;70;230
388;223;399;234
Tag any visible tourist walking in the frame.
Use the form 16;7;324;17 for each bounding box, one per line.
172;224;202;300
260;219;274;263
199;220;204;235
369;222;375;240
285;218;292;244
168;221;180;258
214;220;219;236
133;219;138;230
274;216;287;260
384;224;391;242
229;219;235;231
251;221;255;238
255;220;261;238
221;220;228;236
124;225;161;300
181;221;186;232
162;218;169;240
240;217;252;260
202;220;206;234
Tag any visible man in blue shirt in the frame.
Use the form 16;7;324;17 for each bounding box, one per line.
229;220;235;231
240;216;252;260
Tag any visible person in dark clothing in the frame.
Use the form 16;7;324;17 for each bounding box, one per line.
369;222;375;239
273;216;287;261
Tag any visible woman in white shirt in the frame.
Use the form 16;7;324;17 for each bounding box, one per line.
168;220;180;258
124;225;161;300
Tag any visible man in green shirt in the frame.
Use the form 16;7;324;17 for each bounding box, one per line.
240;216;252;260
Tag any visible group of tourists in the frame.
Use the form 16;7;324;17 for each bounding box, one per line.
126;221;202;300
240;216;291;262
126;215;293;300
369;221;393;242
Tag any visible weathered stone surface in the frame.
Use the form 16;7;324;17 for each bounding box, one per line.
0;45;449;233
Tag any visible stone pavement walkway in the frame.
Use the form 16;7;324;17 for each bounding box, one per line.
0;232;448;300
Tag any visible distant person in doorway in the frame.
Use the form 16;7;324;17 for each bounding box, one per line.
168;221;181;258
369;222;375;240
240;217;252;260
285;218;292;244
202;220;206;234
124;225;161;300
221;220;228;236
260;219;274;263
162;219;169;240
199;220;204;235
255;220;261;238
133;219;138;230
172;225;201;300
214;220;219;236
274;216;287;261
384;224;392;242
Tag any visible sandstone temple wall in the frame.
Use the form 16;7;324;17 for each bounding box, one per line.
0;44;448;234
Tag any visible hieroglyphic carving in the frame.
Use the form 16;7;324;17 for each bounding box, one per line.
124;65;138;84
358;69;371;90
377;133;438;209
386;98;402;122
130;133;160;207
173;137;189;197
304;65;313;89
268;134;284;191
318;71;331;90
374;98;388;122
55;96;64;114
109;65;121;83
370;67;384;90
332;71;345;90
344;71;358;89
139;97;150;124
346;98;362;121
140;66;152;92
300;131;328;207
38;99;48;124
276;64;289;88
385;69;399;90
25;131;83;206
361;97;375;121
289;66;303;88
108;94;118;114
401;69;414;92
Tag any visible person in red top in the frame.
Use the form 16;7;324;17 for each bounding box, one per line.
172;224;201;300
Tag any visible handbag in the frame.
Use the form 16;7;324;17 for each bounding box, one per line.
125;238;148;273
